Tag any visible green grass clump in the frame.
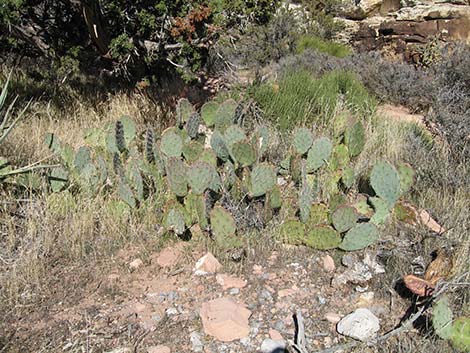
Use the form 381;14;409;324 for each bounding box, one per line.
296;35;351;58
250;70;376;131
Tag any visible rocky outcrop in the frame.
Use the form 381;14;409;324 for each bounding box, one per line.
337;0;470;60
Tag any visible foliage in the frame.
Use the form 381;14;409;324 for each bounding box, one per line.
296;35;351;58
250;69;376;130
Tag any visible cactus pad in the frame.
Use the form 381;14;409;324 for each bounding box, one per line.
224;125;246;148
49;167;69;192
187;161;213;194
231;141;257;167
306;137;333;172
339;223;379;251
292;127;313;155
201;101;219;127
341;167;355;188
304;225;341;250
160;128;183;158
165;157;188;197
344;121;365;157
214;99;237;131
210;130;230;161
370;160;401;206
398;162;415;194
329;144;350;171
176;98;195;127
186;112;200;139
118;181;136;208
182;140;204;162
278;220;305;245
331;206;358;233
299;183;314;223
370;197;390;225
210;206;236;238
251;163;277;197
165;203;186;235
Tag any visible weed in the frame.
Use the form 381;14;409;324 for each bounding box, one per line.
296;35;351;58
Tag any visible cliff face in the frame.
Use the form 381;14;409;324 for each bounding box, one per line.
336;0;470;60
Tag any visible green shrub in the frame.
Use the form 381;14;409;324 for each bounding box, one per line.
250;70;376;130
296;35;351;58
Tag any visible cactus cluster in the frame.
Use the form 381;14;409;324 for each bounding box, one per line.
44;96;415;252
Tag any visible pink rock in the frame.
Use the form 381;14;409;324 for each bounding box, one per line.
216;274;247;290
129;258;144;270
419;209;445;234
155;247;181;268
252;264;263;275
200;297;251;342
324;312;341;324
194;252;222;275
147;346;171;353
322;255;336;272
269;329;283;340
278;288;296;298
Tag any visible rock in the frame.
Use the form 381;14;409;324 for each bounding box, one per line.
194;252;222;275
340;0;384;20
147;346;171;353
419;209;445;234
260;338;286;353
363;253;385;274
216;274;247;290
324;312;341;324
337;308;380;342
129;258;144;270
190;331;204;352
154;247;181;268
199;297;251;342
229;288;240;295
341;254;357;268
269;329;283;341
322;255;336;272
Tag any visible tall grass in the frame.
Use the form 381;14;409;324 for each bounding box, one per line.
296;35;351;58
250;69;376;130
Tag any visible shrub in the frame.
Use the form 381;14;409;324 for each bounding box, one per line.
250;69;376;130
296;35;351;58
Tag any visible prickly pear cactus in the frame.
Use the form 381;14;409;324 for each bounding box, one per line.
176;98;195;127
182;140;204;162
186;112;200;139
339;223;379;251
306;137;333;172
210;206;236;238
329;144;350;171
201;101;219;127
306;203;329;227
160;128;183;158
115;120;127;154
145;129;155;163
299;183;314;223
215;99;237;131
187;161;213;195
277;220;305;245
433;296;454;340
165;157;188;197
344;121;365;157
331;206;358;233
210;130;230;161
118;181;136;208
251;163;277;197
49;167;68;192
450;318;470;351
292;127;313;155
231;141;257;167
254;125;270;158
224;125;246;148
370;197;390;225
370;160;401;207
397;162;415;194
304;225;341;250
341;167;355;188
165;202;186;235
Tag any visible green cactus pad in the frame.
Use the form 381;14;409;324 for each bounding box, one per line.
278;220;305;245
251;163;277;197
450;317;470;351
44;132;62;154
214;99;237;131
208;167;222;192
341;167;355;188
370;160;401;207
210;130;230;161
231;141;257;167
49;167;69;192
254;125;270;158
353;195;374;218
344;121;365;157
224;125;246;148
292;127;313;155
290;154;302;184
60;144;75;168
210;205;236;238
398;162;415;194
165;204;186;235
176;98;195;126
370;197;390;225
306;137;333;172
333;113;348;139
432;296;454;340
74;146;92;174
115;120;127;153
120;116;137;144
267;185;282;209
201;101;219;127
128;161;144;202
394;202;417;224
307;203;329;227
187;161;213;194
329;144;350;171
182;140;204;162
186;112;200;139
222;161;236;190
165;157;188;197
199;149;218;167
160;128;183;158
118;181;136;208
339;223;379;251
299;183;314;223
332;206;358;233
304;225;341;250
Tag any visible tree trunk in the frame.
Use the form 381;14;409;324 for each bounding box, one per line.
80;0;111;56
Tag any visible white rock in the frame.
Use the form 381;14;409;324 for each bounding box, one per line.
190;331;204;352
337;308;380;342
260;338;286;353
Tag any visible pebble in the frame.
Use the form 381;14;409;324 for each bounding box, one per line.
229;288;240;295
260;338;286;353
129;258;143;270
337;308;380;342
190;331;204;352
